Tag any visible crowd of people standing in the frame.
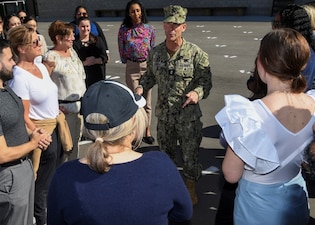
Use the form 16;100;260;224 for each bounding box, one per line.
0;2;208;225
2;1;315;225
0;5;111;225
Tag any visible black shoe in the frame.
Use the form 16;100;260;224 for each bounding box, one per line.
142;136;155;144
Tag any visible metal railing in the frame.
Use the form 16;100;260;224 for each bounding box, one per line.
0;0;25;17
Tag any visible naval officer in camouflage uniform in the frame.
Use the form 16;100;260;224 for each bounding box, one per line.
136;5;212;205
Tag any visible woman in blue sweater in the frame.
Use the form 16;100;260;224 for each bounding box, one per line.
47;80;192;225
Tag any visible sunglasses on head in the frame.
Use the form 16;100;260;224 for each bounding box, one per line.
77;12;87;17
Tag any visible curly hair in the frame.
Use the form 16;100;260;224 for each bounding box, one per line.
48;20;74;45
280;4;315;51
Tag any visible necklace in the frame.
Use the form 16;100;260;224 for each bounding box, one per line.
81;40;90;47
29;66;38;72
267;89;291;95
17;61;43;79
17;61;37;71
19;64;38;72
53;48;70;57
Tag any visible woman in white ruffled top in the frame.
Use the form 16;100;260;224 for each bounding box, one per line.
216;28;315;225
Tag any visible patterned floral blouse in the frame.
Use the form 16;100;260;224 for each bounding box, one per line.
44;48;86;113
118;23;155;63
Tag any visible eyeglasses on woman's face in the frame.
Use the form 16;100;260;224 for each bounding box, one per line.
77;12;88;17
30;37;41;47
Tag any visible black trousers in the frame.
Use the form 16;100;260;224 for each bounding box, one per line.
215;180;238;225
34;129;63;225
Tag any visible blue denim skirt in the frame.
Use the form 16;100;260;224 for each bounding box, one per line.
234;175;309;225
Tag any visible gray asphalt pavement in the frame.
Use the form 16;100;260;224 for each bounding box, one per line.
37;18;315;225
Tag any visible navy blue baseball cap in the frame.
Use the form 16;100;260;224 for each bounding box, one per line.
81;80;146;130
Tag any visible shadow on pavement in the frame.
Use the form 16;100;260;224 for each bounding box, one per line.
202;125;221;139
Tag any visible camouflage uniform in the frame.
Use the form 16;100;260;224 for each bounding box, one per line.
140;38;212;181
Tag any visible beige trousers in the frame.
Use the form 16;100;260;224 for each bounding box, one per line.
125;60;152;126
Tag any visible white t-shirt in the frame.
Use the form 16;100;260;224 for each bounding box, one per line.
9;63;59;120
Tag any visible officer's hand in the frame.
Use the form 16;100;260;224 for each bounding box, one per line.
182;91;199;108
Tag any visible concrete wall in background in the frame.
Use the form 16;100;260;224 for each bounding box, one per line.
32;0;315;19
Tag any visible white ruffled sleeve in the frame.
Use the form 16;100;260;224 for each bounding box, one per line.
307;89;315;100
215;95;280;174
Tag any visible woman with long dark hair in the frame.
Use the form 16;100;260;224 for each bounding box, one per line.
118;0;156;144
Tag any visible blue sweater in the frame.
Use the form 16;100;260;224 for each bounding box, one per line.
47;151;192;225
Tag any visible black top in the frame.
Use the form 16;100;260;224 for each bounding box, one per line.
73;35;108;88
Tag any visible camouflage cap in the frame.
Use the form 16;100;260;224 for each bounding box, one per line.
163;5;187;24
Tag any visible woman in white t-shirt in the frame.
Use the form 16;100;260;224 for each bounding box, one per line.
7;24;61;225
